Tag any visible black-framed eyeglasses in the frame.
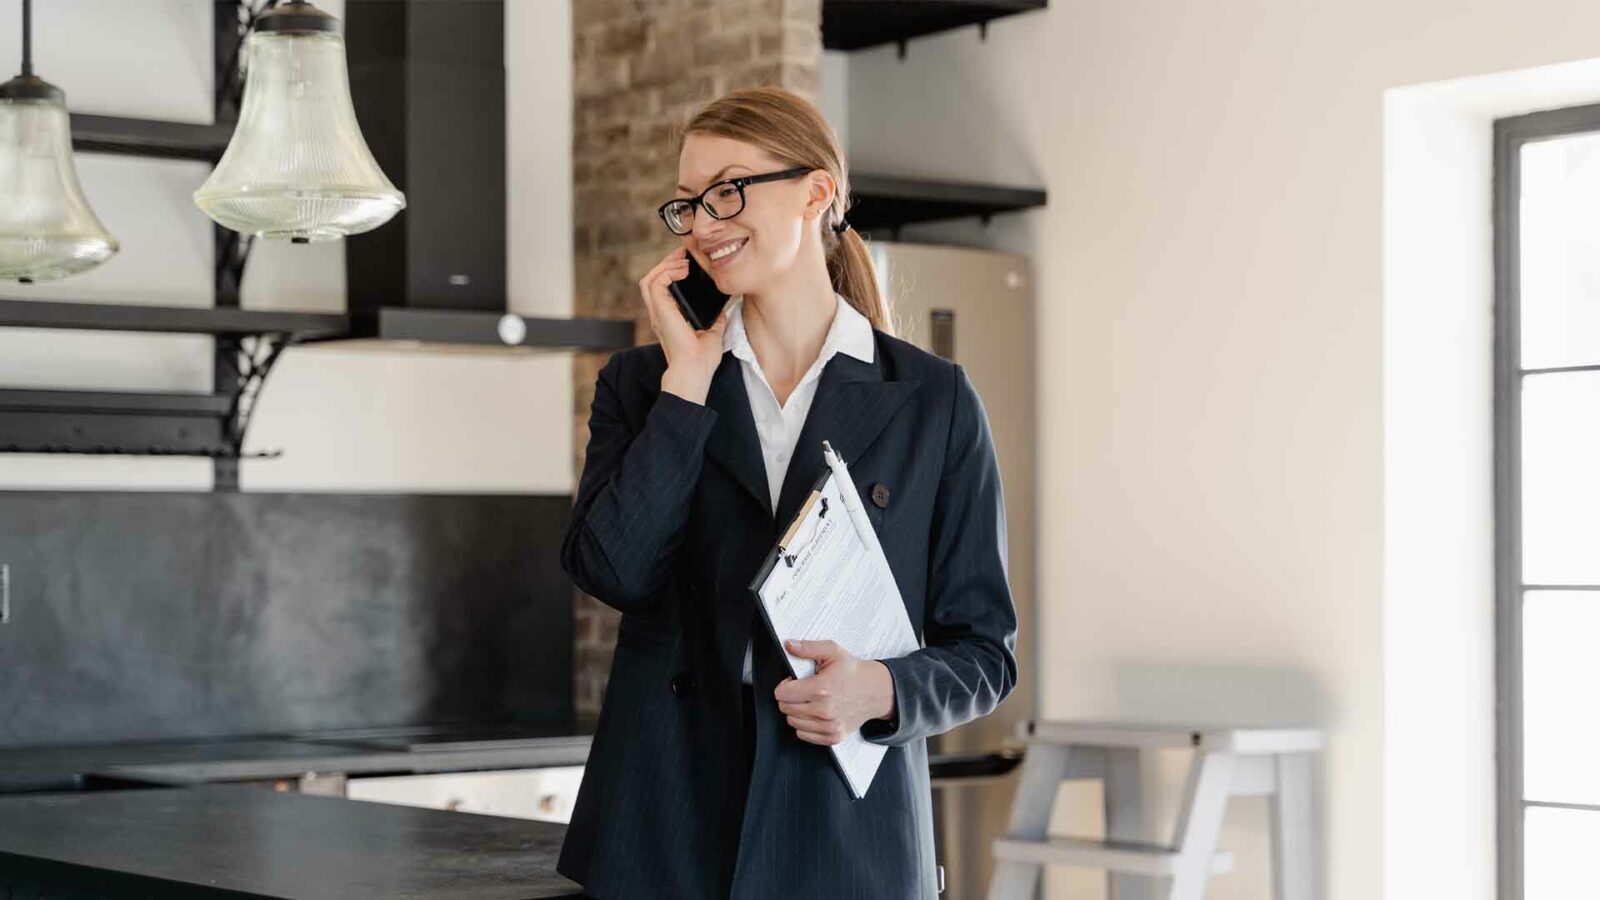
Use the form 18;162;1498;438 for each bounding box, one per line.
656;166;812;235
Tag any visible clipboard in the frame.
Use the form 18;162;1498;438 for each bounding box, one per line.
747;439;921;799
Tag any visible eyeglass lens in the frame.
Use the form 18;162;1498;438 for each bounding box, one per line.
664;182;744;234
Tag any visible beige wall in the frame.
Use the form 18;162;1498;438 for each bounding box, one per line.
842;2;1600;898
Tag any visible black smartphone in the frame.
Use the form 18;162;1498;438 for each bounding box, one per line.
667;254;730;330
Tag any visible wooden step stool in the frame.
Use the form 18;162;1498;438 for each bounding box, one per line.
987;720;1324;900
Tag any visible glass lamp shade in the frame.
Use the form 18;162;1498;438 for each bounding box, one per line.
0;84;118;283
194;28;404;241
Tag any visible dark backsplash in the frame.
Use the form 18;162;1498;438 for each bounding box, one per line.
0;492;573;748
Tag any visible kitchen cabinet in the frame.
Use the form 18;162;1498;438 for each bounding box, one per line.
345;765;586;824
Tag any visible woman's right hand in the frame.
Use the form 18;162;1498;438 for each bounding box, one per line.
638;246;731;405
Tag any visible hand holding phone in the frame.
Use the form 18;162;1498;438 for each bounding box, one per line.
638;247;731;405
667;252;731;331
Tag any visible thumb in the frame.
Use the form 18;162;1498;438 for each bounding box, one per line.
785;638;845;661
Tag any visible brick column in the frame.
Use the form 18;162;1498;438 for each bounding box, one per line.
570;0;822;725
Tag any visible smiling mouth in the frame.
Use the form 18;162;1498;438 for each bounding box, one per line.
708;238;747;266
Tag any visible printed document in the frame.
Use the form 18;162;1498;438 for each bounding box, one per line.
752;440;920;799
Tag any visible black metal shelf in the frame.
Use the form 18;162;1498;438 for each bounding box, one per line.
0;388;280;459
5;3;638;471
849;173;1046;235
0;298;349;339
822;0;1046;53
69;114;234;163
0;388;231;417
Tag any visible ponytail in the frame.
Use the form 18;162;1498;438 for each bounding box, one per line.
826;217;895;337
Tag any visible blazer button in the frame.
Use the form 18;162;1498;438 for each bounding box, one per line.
870;482;891;509
670;671;696;698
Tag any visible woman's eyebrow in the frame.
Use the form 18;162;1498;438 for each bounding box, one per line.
676;165;750;193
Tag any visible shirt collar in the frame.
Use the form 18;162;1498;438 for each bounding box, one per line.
720;292;876;367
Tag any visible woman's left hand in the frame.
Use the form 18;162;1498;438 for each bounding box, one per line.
774;639;897;746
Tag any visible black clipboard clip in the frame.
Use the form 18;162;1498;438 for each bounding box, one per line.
780;497;828;567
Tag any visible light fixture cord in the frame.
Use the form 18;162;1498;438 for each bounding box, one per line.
21;0;32;77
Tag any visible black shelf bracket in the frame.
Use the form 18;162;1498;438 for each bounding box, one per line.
217;333;291;461
210;0;263;490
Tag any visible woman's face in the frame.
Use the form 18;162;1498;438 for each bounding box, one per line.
674;132;830;296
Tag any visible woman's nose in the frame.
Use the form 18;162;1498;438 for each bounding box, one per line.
691;213;725;244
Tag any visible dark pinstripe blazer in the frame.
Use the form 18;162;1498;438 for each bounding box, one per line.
556;327;1019;900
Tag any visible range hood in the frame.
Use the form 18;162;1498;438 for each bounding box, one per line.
322;0;629;352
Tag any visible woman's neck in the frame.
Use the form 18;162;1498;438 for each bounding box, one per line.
741;249;837;400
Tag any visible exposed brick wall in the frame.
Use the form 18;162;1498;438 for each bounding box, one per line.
570;0;822;725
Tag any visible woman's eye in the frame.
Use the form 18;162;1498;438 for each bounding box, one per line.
715;186;740;201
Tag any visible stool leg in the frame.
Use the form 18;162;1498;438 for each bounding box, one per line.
1166;751;1235;900
1270;752;1317;900
1105;747;1154;900
988;743;1073;900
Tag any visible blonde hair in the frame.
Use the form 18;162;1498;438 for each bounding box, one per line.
681;86;894;336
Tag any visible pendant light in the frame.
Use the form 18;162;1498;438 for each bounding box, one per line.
194;0;404;242
0;0;119;284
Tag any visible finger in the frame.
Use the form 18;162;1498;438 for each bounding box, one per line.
792;725;844;746
638;251;688;294
642;261;690;308
638;251;690;298
785;638;845;662
785;714;836;736
774;678;827;704
777;696;836;724
778;700;832;719
774;680;804;703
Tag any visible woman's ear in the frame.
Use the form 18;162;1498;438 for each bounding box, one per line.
803;169;837;222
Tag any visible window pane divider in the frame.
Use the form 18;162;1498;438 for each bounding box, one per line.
1522;364;1600;376
1525;799;1600;814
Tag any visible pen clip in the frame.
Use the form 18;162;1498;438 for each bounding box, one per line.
777;497;829;568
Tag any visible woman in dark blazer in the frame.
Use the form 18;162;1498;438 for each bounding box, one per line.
556;86;1019;900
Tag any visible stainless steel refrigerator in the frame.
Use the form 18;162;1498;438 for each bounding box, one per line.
870;240;1038;898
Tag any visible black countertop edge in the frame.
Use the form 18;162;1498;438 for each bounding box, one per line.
0;733;594;795
103;739;594;784
1;733;1017;793
0;850;265;900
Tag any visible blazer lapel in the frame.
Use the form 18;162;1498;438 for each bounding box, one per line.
703;351;772;518
772;336;922;529
704;339;921;523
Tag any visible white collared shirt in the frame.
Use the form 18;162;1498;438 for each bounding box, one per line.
721;291;876;683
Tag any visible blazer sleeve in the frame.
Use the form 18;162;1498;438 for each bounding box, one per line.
861;363;1020;747
561;352;719;615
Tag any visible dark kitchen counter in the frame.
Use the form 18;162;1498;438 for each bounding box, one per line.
0;738;377;791
0;726;593;792
0;783;583;899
